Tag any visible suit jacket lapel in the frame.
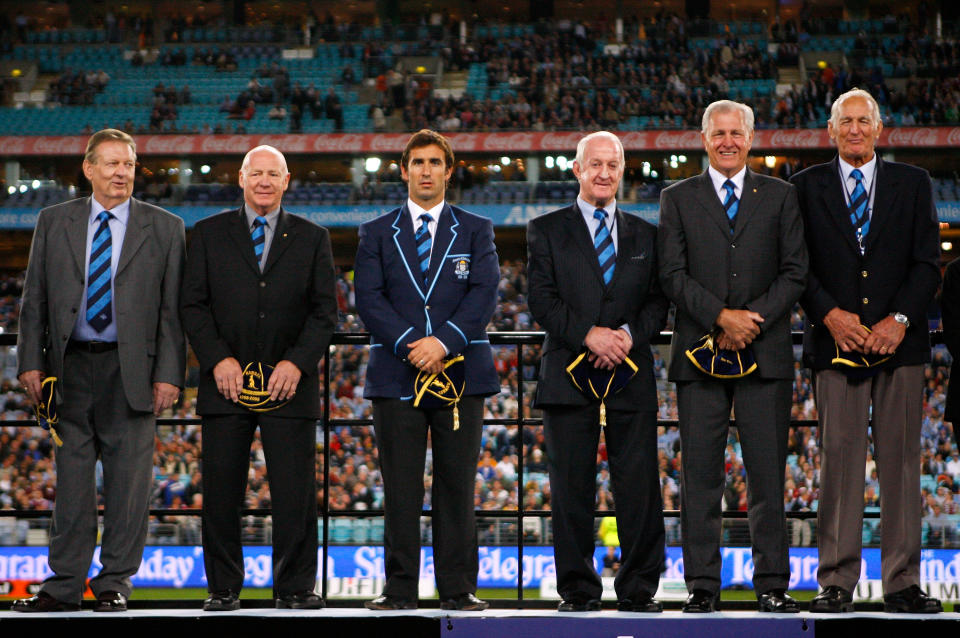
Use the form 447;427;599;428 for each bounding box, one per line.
863;158;897;255
818;157;862;254
390;205;428;298
693;171;734;237
116;199;150;277
261;209;296;274
227;208;262;274
424;203;459;300
731;170;760;241
66;197;90;277
563;203;605;286
607;209;633;289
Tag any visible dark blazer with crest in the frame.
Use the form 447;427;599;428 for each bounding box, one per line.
355;203;499;399
658;169;808;381
180;207;338;418
527;204;668;410
790;158;940;370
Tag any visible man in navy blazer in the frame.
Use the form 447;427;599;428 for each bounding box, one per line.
355;130;499;611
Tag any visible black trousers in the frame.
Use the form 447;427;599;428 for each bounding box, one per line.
373;395;484;600
201;413;318;597
543;404;664;601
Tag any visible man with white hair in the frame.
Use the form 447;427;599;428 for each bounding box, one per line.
658;100;807;612
181;145;338;611
791;88;941;613
528;130;669;612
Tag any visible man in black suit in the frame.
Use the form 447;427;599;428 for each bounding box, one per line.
527;131;668;613
658;100;807;613
181;145;338;611
791;88;941;614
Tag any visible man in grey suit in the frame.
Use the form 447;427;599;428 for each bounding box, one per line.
15;129;185;612
658;101;807;613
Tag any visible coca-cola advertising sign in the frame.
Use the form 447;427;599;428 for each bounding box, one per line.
0;128;956;156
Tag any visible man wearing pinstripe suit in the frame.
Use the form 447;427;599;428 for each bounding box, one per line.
528;131;669;612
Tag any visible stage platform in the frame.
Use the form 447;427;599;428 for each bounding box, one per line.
0;607;957;638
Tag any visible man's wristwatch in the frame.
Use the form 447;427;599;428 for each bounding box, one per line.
892;312;910;328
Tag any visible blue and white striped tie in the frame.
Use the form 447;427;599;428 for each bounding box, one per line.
849;168;870;241
251;216;267;267
416;213;432;282
86;210;113;332
593;208;615;286
722;179;739;233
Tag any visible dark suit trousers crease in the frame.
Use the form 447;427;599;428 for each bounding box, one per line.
373;396;483;599
201;413;318;596
815;365;922;593
543;404;665;601
44;347;155;603
677;376;791;594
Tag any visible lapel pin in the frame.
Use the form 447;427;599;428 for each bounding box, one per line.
283;233;288;237
752;188;757;193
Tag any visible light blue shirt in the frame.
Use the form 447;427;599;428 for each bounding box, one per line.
708;165;746;204
577;196;618;251
838;154;877;220
243;203;281;270
72;197;130;341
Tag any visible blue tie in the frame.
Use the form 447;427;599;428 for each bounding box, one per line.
86;210;113;332
849;168;870;241
251;216;267;267
722;179;739;233
593;208;616;286
415;213;432;282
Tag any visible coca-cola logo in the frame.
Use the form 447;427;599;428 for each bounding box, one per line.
887;127;939;147
618;131;649;149
0;137;26;154
446;133;477;152
482;133;534;151
311;134;364;153
142;135;198;154
540;132;582;151
257;135;308;153
30;136;85;155
947;128;960;146
200;135;253;153
653;131;701;149
769;129;822;148
369;134;406;152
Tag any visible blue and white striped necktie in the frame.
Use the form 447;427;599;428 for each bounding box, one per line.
86;210;113;332
415;213;432;282
593;208;616;286
722;179;739;233
251;216;267;267
848;168;870;240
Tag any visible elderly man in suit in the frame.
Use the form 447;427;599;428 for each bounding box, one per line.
527;131;668;613
791;88;941;614
180;145;337;611
355;129;499;611
658;100;807;613
15;128;185;612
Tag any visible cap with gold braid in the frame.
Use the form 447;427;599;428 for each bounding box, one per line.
34;376;63;447
685;332;758;379
831;325;891;377
237;362;292;412
565;350;639;427
413;356;465;429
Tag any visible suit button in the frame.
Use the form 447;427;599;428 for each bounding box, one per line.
731;243;736;248
62;335;68;341
425;305;431;310
71;308;77;314
259;311;265;318
732;272;738;277
863;297;869;304
259;281;266;287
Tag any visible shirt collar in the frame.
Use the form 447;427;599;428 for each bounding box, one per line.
90;197;130;226
708;165;747;196
577;196;616;224
838;154;877;184
244;203;281;229
407;198;444;224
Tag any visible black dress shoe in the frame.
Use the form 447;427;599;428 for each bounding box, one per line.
557;597;602;612
682;589;720;613
809;586;853;613
11;591;81;613
275;590;324;609
883;585;942;614
758;589;799;613
364;594;418;610
440;593;489;611
203;590;241;611
93;591;128;612
617;592;663;613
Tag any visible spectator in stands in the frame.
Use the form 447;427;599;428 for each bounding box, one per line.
13;129;185;613
528;131;667;613
792;88;942;614
355;129;498;612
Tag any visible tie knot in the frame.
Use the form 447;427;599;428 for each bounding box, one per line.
254;215;267;228
97;210;112;224
850;168;864;182
419;213;432;225
593;208;608;221
722;180;736;195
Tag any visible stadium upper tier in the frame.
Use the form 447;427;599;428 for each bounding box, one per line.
1;17;956;135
